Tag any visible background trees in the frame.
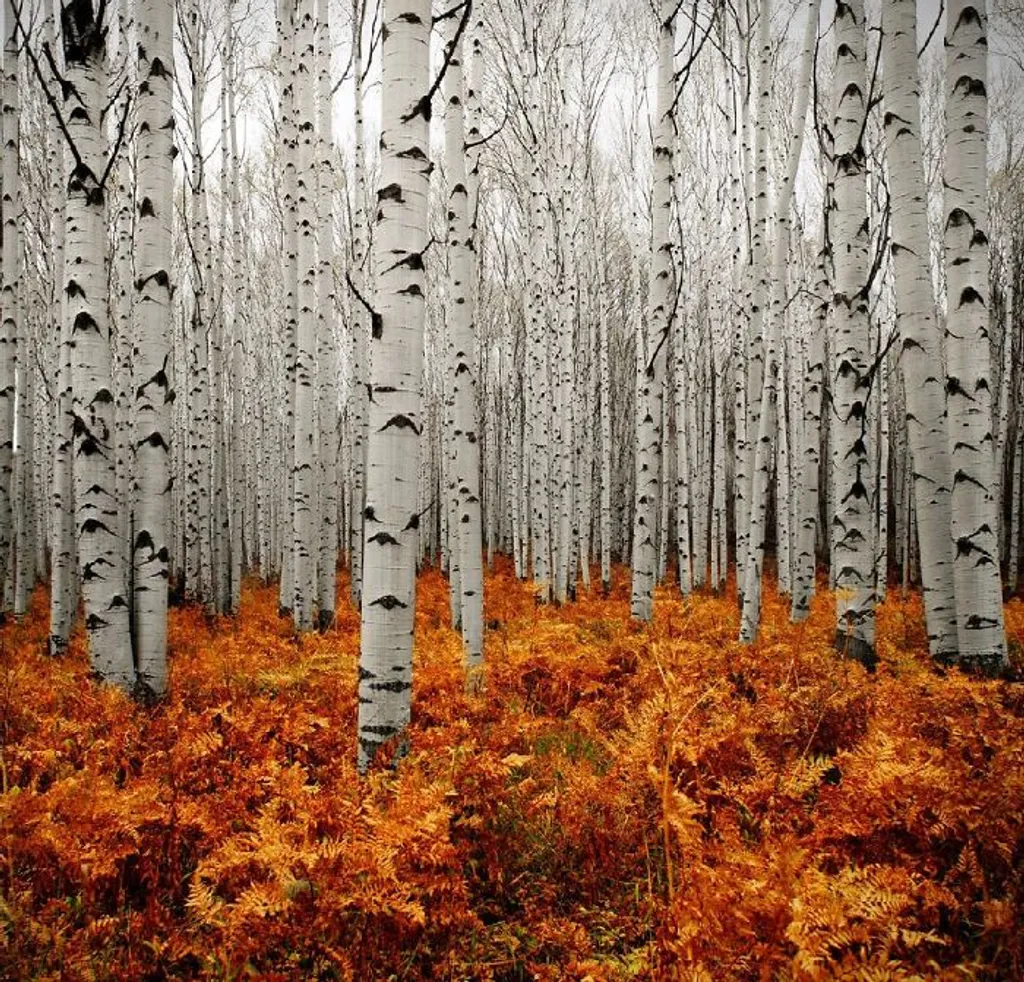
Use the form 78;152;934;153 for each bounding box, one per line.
0;0;1021;729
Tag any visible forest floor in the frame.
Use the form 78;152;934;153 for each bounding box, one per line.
1;560;1023;981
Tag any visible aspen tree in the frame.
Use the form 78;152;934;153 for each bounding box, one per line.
278;0;298;616
673;309;692;595
315;0;337;629
291;0;317;632
0;0;18;620
349;0;368;606
357;0;431;772
226;5;244;615
444;1;483;673
133;0;175;697
738;0;771;601
599;261;612;593
944;0;1007;673
526;50;552;602
62;0;134;688
830;0;876;665
739;0;818;642
47;4;76;654
630;0;674;622
878;0;957;659
792;225;828;622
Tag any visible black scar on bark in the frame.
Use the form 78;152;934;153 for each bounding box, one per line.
73;311;100;335
370;595;407;610
381;414;420;433
361;724;399;737
368;679;412;693
368;531;400;546
958;286;985;309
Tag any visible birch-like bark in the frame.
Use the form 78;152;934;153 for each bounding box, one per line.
738;0;771;602
944;0;1006;672
792;227;828;621
63;0;133;688
674;311;692;594
315;0;337;629
227;9;244;614
133;0;175;697
1009;358;1024;591
599;266;611;593
278;0;298;615
357;0;430;772
739;0;818;640
879;0;958;660
349;0;367;605
291;0;317;631
444;9;483;673
48;5;75;653
0;0;18;618
830;0;876;665
630;0;674;621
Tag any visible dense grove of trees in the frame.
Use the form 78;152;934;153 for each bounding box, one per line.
1;0;1023;765
3;2;1024;977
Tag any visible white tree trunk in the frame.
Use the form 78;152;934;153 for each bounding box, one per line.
315;0;338;629
830;0;876;665
278;0;298;615
63;1;134;688
49;8;76;652
0;0;18;619
291;0;317;632
357;0;430;772
673;312;691;595
227;9;244;614
630;0;674;621
880;0;958;660
599;268;611;592
444;9;483;674
739;0;818;641
132;0;175;697
944;0;1006;672
349;0;368;606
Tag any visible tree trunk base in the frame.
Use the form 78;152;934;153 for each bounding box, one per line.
834;631;878;672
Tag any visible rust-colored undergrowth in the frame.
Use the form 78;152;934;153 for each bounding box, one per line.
2;560;1023;980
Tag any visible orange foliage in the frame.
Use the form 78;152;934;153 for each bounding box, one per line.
1;562;1023;980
